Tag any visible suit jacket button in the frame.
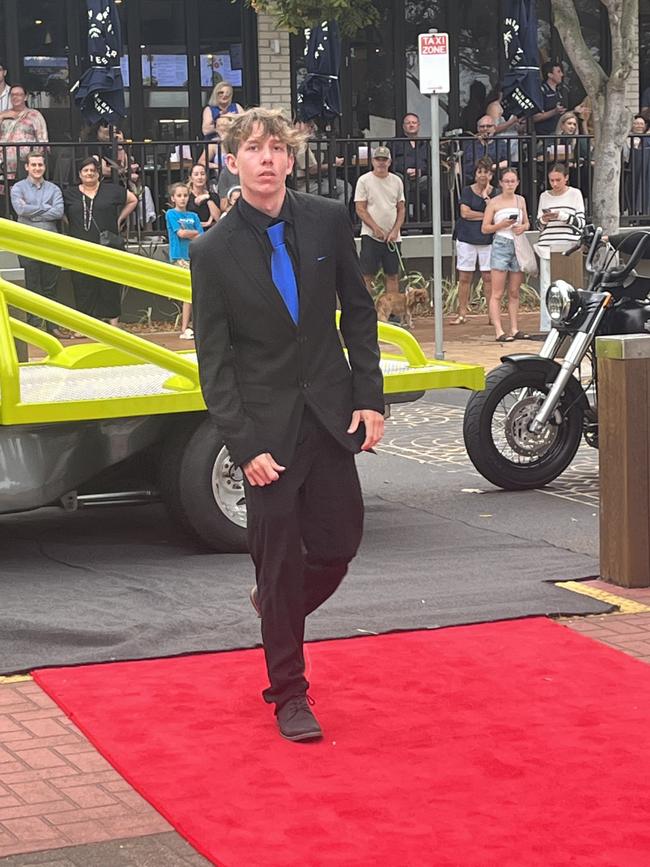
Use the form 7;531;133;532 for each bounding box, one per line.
302;382;309;389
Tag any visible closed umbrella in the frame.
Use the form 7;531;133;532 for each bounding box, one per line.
71;0;126;125
502;0;543;117
297;21;342;199
297;21;342;123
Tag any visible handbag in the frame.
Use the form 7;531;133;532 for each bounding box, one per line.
92;217;125;251
98;229;126;250
513;232;538;276
512;197;538;276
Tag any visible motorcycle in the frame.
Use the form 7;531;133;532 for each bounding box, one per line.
463;226;650;490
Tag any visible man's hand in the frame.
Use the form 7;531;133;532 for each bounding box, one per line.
372;227;388;242
406;167;417;178
243;452;286;486
386;227;400;243
347;409;384;451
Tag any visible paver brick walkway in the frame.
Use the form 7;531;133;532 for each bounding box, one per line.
3;587;650;865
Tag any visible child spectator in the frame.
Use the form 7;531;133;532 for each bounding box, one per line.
165;182;204;340
220;185;241;218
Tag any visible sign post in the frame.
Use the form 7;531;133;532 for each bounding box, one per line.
418;31;449;360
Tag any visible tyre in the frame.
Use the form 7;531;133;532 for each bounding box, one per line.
462;362;584;490
159;415;248;552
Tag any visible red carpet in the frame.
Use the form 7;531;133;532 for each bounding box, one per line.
34;618;650;867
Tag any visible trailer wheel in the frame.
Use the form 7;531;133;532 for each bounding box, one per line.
159;417;248;552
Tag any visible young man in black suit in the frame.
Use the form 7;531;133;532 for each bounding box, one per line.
190;108;385;742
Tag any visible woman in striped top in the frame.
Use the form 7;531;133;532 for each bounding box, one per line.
536;163;586;251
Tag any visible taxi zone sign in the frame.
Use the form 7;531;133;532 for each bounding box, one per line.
418;33;450;94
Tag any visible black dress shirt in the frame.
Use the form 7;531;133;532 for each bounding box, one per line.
237;194;301;286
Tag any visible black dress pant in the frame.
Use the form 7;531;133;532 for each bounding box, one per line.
18;255;61;333
71;270;122;320
244;408;364;708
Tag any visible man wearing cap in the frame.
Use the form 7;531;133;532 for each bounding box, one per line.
354;146;405;300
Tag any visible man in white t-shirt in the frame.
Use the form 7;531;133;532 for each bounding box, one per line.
354;145;405;298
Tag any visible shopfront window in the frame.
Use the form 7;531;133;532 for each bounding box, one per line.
140;0;190;140
199;0;245;112
457;0;499;133
349;0;396;137
18;0;71;139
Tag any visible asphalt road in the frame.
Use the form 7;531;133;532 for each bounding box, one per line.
0;389;604;674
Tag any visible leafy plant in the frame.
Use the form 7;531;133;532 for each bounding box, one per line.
166;301;183;330
245;0;379;37
137;306;154;328
443;277;540;314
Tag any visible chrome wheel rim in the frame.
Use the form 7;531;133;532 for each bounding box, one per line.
492;389;560;464
211;447;247;527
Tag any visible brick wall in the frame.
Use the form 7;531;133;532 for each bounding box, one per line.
256;13;292;115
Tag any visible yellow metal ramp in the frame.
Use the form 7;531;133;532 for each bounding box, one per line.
0;220;484;425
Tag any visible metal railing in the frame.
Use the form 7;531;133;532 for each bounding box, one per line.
1;134;649;236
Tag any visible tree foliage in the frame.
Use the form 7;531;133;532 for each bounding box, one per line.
247;0;378;36
551;0;639;230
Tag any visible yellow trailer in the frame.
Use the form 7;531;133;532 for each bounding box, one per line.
0;220;484;550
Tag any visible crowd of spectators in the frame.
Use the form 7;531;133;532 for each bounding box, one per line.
1;51;650;339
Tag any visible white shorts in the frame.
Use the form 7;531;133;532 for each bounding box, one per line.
456;240;492;272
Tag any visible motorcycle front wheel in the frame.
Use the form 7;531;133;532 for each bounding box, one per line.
463;362;584;490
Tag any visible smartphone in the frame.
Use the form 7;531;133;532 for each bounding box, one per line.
507;212;518;220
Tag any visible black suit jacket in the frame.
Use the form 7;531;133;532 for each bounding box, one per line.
190;189;384;468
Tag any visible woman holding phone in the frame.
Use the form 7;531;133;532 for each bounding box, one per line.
481;167;530;342
536;162;585;252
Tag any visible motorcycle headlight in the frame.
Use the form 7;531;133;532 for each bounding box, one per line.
546;280;578;323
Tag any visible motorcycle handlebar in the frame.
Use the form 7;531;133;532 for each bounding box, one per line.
602;231;650;285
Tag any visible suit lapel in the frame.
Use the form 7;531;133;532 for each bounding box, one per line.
224;209;297;328
291;191;320;319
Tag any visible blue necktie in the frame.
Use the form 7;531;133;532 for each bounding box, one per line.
266;221;299;324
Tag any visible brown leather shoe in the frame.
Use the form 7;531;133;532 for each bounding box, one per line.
276;695;323;742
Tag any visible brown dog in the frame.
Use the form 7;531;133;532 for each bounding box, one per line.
375;286;429;329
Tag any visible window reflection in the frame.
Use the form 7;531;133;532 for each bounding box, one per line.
18;0;70;119
349;0;395;137
457;0;499;133
140;0;189;139
199;0;245;111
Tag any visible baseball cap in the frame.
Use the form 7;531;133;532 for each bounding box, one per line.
372;146;391;159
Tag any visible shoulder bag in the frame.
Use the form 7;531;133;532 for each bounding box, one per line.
513;197;538;276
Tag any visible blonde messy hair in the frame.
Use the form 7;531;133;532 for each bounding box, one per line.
222;107;306;157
